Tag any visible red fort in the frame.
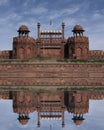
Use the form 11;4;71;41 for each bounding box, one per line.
0;23;104;87
0;22;104;60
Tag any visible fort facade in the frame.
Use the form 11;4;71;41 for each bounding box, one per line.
0;23;104;88
0;22;104;60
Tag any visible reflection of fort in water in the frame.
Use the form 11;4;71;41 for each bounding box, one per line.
0;90;104;127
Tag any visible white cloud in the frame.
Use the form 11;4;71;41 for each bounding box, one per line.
49;7;79;20
24;7;48;15
92;12;103;20
23;0;36;7
0;13;22;26
0;0;9;6
0;0;104;50
23;0;31;7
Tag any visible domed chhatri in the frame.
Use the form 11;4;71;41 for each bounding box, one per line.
72;24;84;32
18;114;30;125
72;24;84;37
18;25;30;32
18;118;29;125
18;25;30;37
73;119;84;126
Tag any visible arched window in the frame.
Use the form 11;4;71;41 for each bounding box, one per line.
76;48;82;59
19;47;25;59
84;47;88;54
27;47;31;58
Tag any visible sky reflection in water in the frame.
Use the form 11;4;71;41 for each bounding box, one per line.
0;90;104;130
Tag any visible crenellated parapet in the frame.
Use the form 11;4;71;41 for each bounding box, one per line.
0;50;12;59
89;50;104;60
68;36;89;43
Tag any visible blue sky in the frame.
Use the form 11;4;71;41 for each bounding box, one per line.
0;0;104;50
0;99;104;130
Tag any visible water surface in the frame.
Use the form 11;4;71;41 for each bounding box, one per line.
0;89;104;130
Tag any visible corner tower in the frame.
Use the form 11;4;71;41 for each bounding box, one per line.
67;24;89;59
13;25;36;59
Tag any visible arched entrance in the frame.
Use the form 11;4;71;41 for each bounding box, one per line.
76;48;82;59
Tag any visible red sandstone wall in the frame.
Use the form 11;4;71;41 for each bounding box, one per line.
38;43;65;58
0;62;104;87
89;50;104;60
40;48;61;57
13;37;35;59
68;36;89;59
0;50;12;59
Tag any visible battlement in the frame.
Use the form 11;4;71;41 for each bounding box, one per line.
0;50;12;59
68;36;89;43
89;50;104;60
13;36;35;44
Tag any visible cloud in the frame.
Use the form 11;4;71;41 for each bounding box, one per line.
92;13;103;20
0;0;9;6
24;7;48;15
48;7;80;20
0;13;22;27
0;0;104;50
23;0;36;7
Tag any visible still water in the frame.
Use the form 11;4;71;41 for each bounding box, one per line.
0;89;104;130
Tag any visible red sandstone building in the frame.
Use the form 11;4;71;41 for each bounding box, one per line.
0;23;104;60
